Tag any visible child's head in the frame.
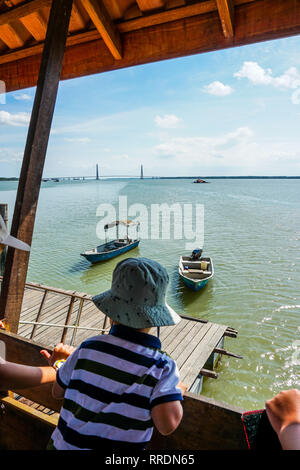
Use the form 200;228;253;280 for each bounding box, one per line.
93;257;181;329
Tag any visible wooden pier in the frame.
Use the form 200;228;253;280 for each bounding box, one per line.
0;277;239;393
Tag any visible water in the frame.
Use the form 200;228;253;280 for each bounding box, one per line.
0;178;299;410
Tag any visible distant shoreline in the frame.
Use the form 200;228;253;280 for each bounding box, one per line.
0;177;19;181
1;176;299;181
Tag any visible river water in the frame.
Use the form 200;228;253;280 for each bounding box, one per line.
0;178;299;409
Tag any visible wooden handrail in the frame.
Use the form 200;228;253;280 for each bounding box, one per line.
30;289;48;339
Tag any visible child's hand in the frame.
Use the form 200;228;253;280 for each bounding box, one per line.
266;389;300;434
40;343;76;367
178;381;188;396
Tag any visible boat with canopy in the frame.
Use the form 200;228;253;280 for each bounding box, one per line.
80;220;140;263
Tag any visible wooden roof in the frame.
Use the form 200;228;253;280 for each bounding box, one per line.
1;0;300;92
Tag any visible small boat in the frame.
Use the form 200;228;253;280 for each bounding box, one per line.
179;249;214;291
193;178;209;183
80;220;140;263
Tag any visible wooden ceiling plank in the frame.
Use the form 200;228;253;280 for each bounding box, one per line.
216;0;234;38
1;0;300;85
69;0;87;31
0;23;25;48
80;0;122;59
0;0;52;27
20;11;47;41
118;1;217;32
136;0;166;12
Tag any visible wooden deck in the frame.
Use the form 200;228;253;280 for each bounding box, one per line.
1;278;238;392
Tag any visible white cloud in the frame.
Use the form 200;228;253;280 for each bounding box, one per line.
13;93;32;101
0;110;30;126
153;126;300;174
155;127;253;161
154;114;182;128
64;137;91;143
234;61;300;89
203;81;234;96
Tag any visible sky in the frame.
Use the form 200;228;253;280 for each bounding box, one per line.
1;35;300;177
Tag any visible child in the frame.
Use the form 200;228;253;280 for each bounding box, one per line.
49;257;186;450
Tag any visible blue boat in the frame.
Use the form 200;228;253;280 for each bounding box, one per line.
80;220;140;263
179;252;214;292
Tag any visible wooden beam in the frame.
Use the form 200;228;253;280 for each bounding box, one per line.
69;0;88;32
136;0;166;12
20;11;47;42
0;0;52;27
80;0;122;59
1;0;300;92
216;0;235;38
148;392;247;450
0;23;25;48
0;0;255;66
0;0;73;333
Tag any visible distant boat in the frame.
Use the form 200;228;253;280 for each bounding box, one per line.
80;220;140;263
193;178;209;183
179;249;214;291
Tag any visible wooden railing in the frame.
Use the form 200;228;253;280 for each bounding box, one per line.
0;277;110;345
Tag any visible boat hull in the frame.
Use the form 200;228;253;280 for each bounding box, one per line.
179;256;214;291
181;276;209;292
81;240;140;263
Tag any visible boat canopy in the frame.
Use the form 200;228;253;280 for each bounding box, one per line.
104;220;140;230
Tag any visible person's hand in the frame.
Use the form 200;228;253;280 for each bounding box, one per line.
266;389;300;435
40;343;76;367
177;381;188;396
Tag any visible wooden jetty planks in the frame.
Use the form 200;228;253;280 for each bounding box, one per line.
180;323;227;388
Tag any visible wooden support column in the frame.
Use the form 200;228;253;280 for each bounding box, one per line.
0;0;73;333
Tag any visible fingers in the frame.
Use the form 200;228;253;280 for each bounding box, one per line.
40;350;51;360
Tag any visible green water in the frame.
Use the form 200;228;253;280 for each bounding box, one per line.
0;178;299;410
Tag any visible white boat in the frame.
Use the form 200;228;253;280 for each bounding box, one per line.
179;251;214;291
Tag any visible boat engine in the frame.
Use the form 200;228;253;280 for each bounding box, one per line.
191;248;203;260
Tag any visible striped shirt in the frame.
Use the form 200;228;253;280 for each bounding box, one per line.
50;324;183;450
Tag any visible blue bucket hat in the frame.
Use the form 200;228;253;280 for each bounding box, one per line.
92;257;181;329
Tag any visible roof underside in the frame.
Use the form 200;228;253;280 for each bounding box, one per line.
0;0;300;92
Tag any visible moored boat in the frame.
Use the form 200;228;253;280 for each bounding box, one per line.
179;250;214;291
193;178;209;183
80;220;140;263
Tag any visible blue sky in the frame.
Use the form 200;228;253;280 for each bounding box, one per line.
1;35;300;177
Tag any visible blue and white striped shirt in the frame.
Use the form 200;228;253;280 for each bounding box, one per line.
50;324;183;450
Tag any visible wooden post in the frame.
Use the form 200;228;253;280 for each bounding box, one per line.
0;0;73;333
0;204;8;276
